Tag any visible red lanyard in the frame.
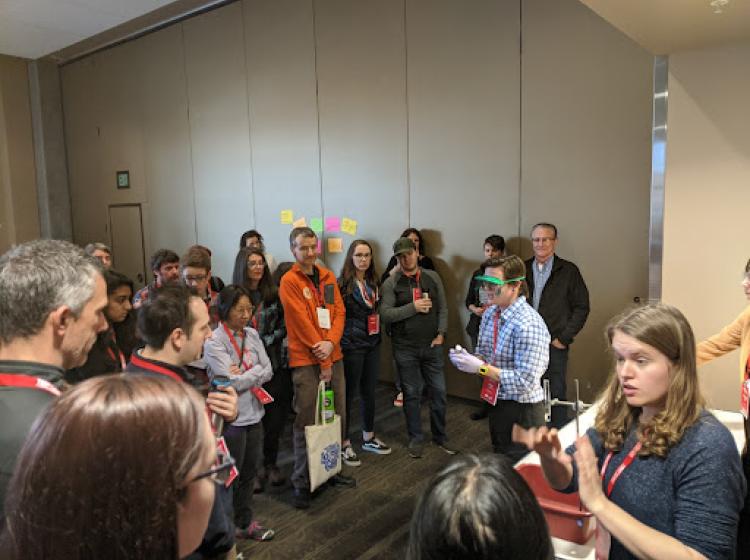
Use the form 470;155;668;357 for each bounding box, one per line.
600;441;643;497
404;269;421;290
0;373;61;396
222;323;252;370
490;309;502;362
129;353;184;383
357;280;378;308
305;274;325;307
251;301;263;329
105;330;126;370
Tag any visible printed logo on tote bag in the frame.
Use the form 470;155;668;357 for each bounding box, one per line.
320;442;341;471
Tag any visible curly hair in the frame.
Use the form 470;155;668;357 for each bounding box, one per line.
594;303;705;458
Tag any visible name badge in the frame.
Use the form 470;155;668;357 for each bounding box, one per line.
317;307;331;329
741;380;750;419
412;287;422;301
480;377;499;406
367;313;380;335
251;386;275;405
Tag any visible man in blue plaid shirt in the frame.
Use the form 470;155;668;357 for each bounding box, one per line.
450;255;550;461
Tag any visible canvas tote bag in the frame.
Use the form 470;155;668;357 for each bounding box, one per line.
305;381;342;491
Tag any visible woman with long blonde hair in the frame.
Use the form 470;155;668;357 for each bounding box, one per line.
515;303;745;559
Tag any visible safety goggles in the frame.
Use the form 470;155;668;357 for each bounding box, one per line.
474;274;525;290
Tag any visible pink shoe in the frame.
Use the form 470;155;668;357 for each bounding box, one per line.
393;391;403;407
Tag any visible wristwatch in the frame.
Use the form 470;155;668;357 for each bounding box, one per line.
478;363;490;376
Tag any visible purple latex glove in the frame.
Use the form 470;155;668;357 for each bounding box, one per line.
449;346;484;374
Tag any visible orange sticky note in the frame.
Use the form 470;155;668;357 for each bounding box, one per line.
327;238;343;253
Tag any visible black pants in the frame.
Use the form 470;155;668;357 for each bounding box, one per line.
343;345;381;440
261;367;292;468
223;422;263;528
489;400;545;463
542;345;569;429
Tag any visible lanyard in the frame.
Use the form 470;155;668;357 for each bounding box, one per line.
105;329;126;371
490;309;502;363
357;280;378;308
0;373;61;396
251;301;263;329
600;441;643;497
404;269;421;291
129;353;184;383
222;323;251;370
305;274;325;307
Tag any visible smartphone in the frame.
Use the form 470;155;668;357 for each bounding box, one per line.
210;374;232;434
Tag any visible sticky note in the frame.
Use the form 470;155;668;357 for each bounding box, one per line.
341;217;357;236
292;217;307;227
316;239;322;254
310;218;324;233
280;210;293;224
327;238;343;253
325;217;340;233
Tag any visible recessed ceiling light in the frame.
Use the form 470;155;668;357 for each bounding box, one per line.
709;0;729;14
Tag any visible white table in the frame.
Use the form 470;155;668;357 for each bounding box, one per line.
515;405;746;560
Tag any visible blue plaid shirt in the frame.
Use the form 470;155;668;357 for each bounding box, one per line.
475;296;550;403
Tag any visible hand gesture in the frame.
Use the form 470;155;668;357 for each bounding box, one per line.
414;298;432;314
449;345;483;373
312;340;334;360
573;435;608;515
207;385;238;422
512;424;571;466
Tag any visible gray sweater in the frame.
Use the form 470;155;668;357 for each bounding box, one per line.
380;268;447;348
564;411;745;559
204;325;274;426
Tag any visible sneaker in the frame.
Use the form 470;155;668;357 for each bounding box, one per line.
435;442;459;455
393;391;403;407
341;445;361;467
408;440;424;459
470;408;488;421
362;437;392;455
329;473;357;488
237;521;275;541
293;487;311;509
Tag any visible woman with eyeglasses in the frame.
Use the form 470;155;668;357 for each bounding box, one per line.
697;257;750;556
338;240;391;467
232;248;290;490
0;374;226;559
203;285;275;542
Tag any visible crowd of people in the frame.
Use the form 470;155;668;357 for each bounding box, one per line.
0;224;747;559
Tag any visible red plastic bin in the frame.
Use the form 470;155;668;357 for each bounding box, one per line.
515;463;595;545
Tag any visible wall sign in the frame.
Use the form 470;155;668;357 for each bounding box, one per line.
116;170;130;189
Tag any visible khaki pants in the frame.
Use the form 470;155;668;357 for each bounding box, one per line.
291;361;346;490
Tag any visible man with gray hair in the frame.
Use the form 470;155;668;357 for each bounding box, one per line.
84;241;112;269
0;239;108;518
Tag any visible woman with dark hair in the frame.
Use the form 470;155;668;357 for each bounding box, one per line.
407;454;552;560
382;227;435;281
696;257;750;555
338;240;391;467
203;285;275;542
239;229;278;273
516;304;745;559
65;269;139;383
232;248;290;488
0;374;222;559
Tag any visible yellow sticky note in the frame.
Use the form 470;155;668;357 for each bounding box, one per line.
292;217;307;227
341;217;358;236
280;210;294;224
327;237;343;253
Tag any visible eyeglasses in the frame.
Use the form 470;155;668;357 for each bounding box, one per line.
184;274;207;282
531;237;555;244
247;261;265;269
191;449;236;485
354;253;371;259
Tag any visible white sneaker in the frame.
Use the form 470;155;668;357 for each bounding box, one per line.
341;445;361;467
393;391;403;407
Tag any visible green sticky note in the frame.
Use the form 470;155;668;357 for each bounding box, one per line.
310;218;323;233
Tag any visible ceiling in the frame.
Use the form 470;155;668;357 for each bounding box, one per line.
579;0;750;54
0;0;749;62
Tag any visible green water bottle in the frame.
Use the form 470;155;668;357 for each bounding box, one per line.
319;382;335;424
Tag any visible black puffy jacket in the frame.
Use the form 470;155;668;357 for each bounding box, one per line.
340;280;381;352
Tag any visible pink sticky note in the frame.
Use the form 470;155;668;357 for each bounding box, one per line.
316;239;322;254
325;217;340;233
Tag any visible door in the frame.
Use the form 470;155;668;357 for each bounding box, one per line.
108;204;147;290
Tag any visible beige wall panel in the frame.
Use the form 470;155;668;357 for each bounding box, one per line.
135;26;196;260
243;0;321;266
522;0;652;401
663;41;750;411
0;55;40;252
314;0;408;275
407;0;521;399
61;57;103;246
184;3;254;281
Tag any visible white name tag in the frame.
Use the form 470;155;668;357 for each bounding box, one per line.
317;307;331;329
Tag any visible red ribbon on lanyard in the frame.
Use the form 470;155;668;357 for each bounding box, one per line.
357;280;378;308
222;323;251;370
105;330;127;370
0;373;61;396
600;441;643;497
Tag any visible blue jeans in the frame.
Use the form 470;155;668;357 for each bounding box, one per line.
393;344;447;444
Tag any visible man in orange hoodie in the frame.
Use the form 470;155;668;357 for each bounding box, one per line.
279;226;355;509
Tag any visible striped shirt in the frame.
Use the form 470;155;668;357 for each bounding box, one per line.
475;296;550;403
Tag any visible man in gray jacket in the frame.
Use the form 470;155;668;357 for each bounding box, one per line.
380;237;456;458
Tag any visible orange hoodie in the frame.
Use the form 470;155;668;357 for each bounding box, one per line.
279;263;345;369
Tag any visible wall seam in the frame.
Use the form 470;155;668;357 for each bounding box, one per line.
180;23;199;243
404;0;411;226
312;0;325;229
239;0;257;228
517;0;523;248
